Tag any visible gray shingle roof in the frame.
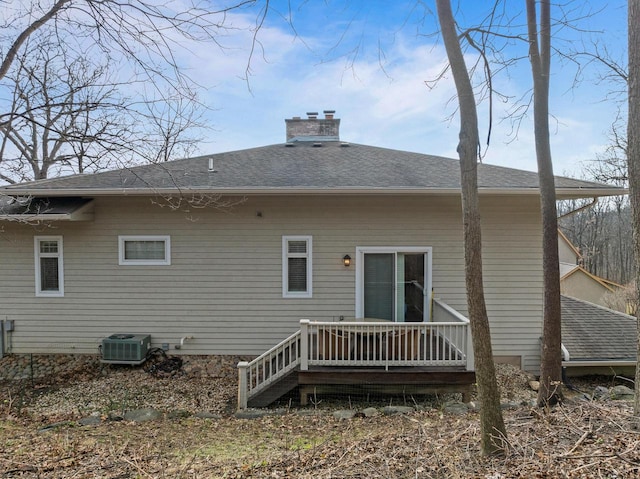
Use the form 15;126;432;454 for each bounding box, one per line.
0;142;622;196
561;295;637;361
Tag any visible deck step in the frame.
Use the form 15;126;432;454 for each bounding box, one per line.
247;369;299;408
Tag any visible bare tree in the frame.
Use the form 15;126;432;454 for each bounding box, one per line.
559;196;633;285
0;1;267;86
0;38;130;182
628;0;640;420
0;1;269;183
0;34;206;184
435;0;507;456
0;0;71;82
526;0;563;407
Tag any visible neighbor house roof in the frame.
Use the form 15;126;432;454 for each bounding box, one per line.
561;295;636;362
0;142;625;198
560;265;622;292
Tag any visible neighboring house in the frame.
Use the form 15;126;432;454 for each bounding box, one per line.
558;229;623;309
561;295;636;376
0;111;624;380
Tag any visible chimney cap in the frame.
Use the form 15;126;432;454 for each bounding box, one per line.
323;110;336;114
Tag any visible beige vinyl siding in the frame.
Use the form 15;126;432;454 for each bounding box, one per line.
558;235;579;265
561;271;612;308
0;194;543;371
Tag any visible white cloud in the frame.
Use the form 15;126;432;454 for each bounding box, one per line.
168;7;622;180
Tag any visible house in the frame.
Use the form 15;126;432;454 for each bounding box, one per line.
561;295;636;377
0;111;624;405
558;229;623;309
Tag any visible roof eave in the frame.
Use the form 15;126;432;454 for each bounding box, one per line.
0;186;627;197
562;360;636;367
0;212;93;221
0;198;95;222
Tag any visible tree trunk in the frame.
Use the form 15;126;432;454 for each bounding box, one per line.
435;0;507;455
526;0;563;408
629;0;640;419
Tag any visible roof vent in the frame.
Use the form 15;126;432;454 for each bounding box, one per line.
340;142;350;147
208;158;216;172
285;142;296;147
313;142;323;147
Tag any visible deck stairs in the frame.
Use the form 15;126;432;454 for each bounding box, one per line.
247;369;299;407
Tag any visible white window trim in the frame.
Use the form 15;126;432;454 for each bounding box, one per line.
34;235;64;297
282;235;313;298
355;246;433;321
119;235;171;266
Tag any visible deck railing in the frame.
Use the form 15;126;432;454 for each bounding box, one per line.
237;330;301;409
238;299;472;409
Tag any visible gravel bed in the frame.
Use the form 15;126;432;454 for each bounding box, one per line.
1;354;245;421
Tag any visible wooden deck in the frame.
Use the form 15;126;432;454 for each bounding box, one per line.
247;366;476;407
299;367;475;405
239;310;475;409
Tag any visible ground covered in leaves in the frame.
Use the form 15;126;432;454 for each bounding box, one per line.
1;357;639;478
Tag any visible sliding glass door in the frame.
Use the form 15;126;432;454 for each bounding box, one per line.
356;247;432;322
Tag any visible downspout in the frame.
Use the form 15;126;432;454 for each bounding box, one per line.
557;197;598;220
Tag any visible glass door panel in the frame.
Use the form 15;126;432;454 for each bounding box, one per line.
400;253;425;322
363;253;394;321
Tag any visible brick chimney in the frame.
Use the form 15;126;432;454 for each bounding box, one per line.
285;110;340;142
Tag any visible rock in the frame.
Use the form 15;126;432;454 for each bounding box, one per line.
168;410;191;419
444;402;469;415
124;408;162;422
79;416;102;426
383;406;414;416
333;410;356;420
38;421;75;432
610;385;635;400
235;409;269;419
361;407;379;418
593;386;610;400
529;380;540;391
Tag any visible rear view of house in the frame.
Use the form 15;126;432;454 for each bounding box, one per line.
0;112;623;399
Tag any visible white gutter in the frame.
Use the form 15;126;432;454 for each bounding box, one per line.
0;186;626;198
0;214;74;221
562;360;636;367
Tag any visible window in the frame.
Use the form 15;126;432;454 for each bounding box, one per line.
35;236;64;297
119;236;171;265
282;236;312;298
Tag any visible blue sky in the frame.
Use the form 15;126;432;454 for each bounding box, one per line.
187;0;627;178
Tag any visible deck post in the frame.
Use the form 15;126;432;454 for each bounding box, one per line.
300;319;310;371
237;361;249;410
465;324;475;371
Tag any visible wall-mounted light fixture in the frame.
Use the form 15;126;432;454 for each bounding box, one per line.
343;254;351;267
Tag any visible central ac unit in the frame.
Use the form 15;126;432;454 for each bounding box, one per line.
101;334;151;364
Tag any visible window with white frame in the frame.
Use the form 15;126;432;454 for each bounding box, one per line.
119;236;171;265
34;236;64;297
282;236;312;298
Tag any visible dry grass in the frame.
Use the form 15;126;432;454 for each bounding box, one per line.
1;359;640;478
